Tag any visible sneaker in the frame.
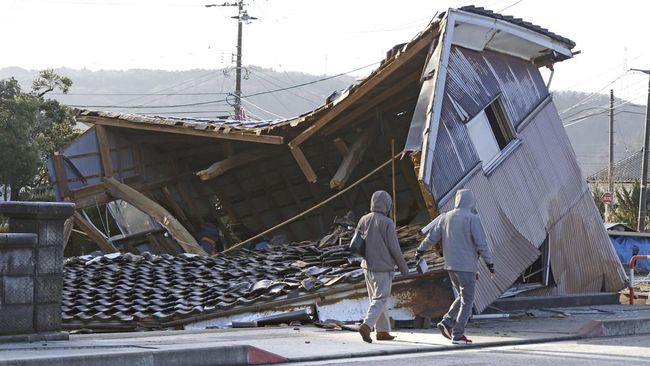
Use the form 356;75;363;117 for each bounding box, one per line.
452;335;473;345
437;322;452;340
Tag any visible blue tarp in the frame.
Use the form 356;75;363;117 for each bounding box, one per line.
609;235;650;271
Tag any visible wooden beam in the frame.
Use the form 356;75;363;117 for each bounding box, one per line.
196;149;268;181
103;177;206;255
330;129;375;190
79;115;284;145
73;212;118;253
411;152;438;219
287;28;436;147
321;73;420;136
52;153;70;198
63;217;73;251
333;138;349;156
95;125;113;178
161;186;193;230
289;145;318;183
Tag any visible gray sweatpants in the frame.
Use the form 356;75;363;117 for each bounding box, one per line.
442;270;476;338
362;270;393;333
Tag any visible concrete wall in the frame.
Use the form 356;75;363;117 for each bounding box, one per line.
0;202;74;337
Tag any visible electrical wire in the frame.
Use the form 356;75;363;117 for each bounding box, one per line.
69;61;380;109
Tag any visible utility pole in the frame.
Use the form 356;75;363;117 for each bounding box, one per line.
633;68;650;232
205;1;257;120
606;89;614;219
234;0;243;120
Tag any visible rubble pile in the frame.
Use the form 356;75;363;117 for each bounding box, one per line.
62;223;437;331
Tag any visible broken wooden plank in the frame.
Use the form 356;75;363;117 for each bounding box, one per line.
95;125;114;178
73;212;118;253
196;150;268;181
289;144;318;183
330;129;375;190
79;115;284;145
103;177;206;255
333;138;349;156
411;152;438;219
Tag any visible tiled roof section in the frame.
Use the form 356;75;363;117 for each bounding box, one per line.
77;110;292;134
459;5;576;49
588;150;644;183
62;225;433;330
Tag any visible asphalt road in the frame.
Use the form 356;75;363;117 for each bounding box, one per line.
290;334;650;365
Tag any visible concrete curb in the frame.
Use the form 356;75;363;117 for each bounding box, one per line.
283;335;582;364
0;345;286;366
577;316;650;338
285;317;650;364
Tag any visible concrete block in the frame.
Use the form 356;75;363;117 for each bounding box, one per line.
7;218;38;234
2;276;34;304
0;248;34;275
0;304;33;335
35;303;61;332
35;246;62;275
38;220;66;248
34;276;62;304
0;201;75;220
0;233;38;248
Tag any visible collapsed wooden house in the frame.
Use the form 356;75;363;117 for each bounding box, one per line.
50;5;626;318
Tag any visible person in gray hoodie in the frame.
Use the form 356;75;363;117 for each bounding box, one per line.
356;190;409;343
416;189;494;345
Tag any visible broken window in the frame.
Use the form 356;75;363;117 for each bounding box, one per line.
520;236;555;287
466;97;515;169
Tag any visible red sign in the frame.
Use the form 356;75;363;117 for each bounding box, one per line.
602;192;613;204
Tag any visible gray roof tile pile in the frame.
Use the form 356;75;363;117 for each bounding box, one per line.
62;224;429;331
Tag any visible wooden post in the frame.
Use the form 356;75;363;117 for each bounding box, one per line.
52;153;70;199
391;139;397;222
95;125;113;178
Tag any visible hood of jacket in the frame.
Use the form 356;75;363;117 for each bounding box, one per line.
370;190;392;216
454;189;476;212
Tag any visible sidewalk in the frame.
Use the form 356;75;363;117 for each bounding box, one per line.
1;304;650;366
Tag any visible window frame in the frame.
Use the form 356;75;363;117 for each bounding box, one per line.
465;95;520;175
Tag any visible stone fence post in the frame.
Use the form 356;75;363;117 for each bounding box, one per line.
0;201;74;340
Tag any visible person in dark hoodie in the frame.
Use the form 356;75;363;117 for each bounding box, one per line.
356;190;409;343
416;189;494;345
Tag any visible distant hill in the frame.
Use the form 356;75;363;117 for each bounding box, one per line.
1;67;645;177
553;90;646;176
0;66;356;121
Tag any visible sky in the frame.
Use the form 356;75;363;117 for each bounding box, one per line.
1;0;650;101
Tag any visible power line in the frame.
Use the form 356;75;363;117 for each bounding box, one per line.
69;61;379;109
52;91;230;96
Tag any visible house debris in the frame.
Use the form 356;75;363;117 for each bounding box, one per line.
51;5;626;328
62;224;447;332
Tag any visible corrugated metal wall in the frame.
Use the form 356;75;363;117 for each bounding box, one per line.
438;100;626;312
428;46;548;199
